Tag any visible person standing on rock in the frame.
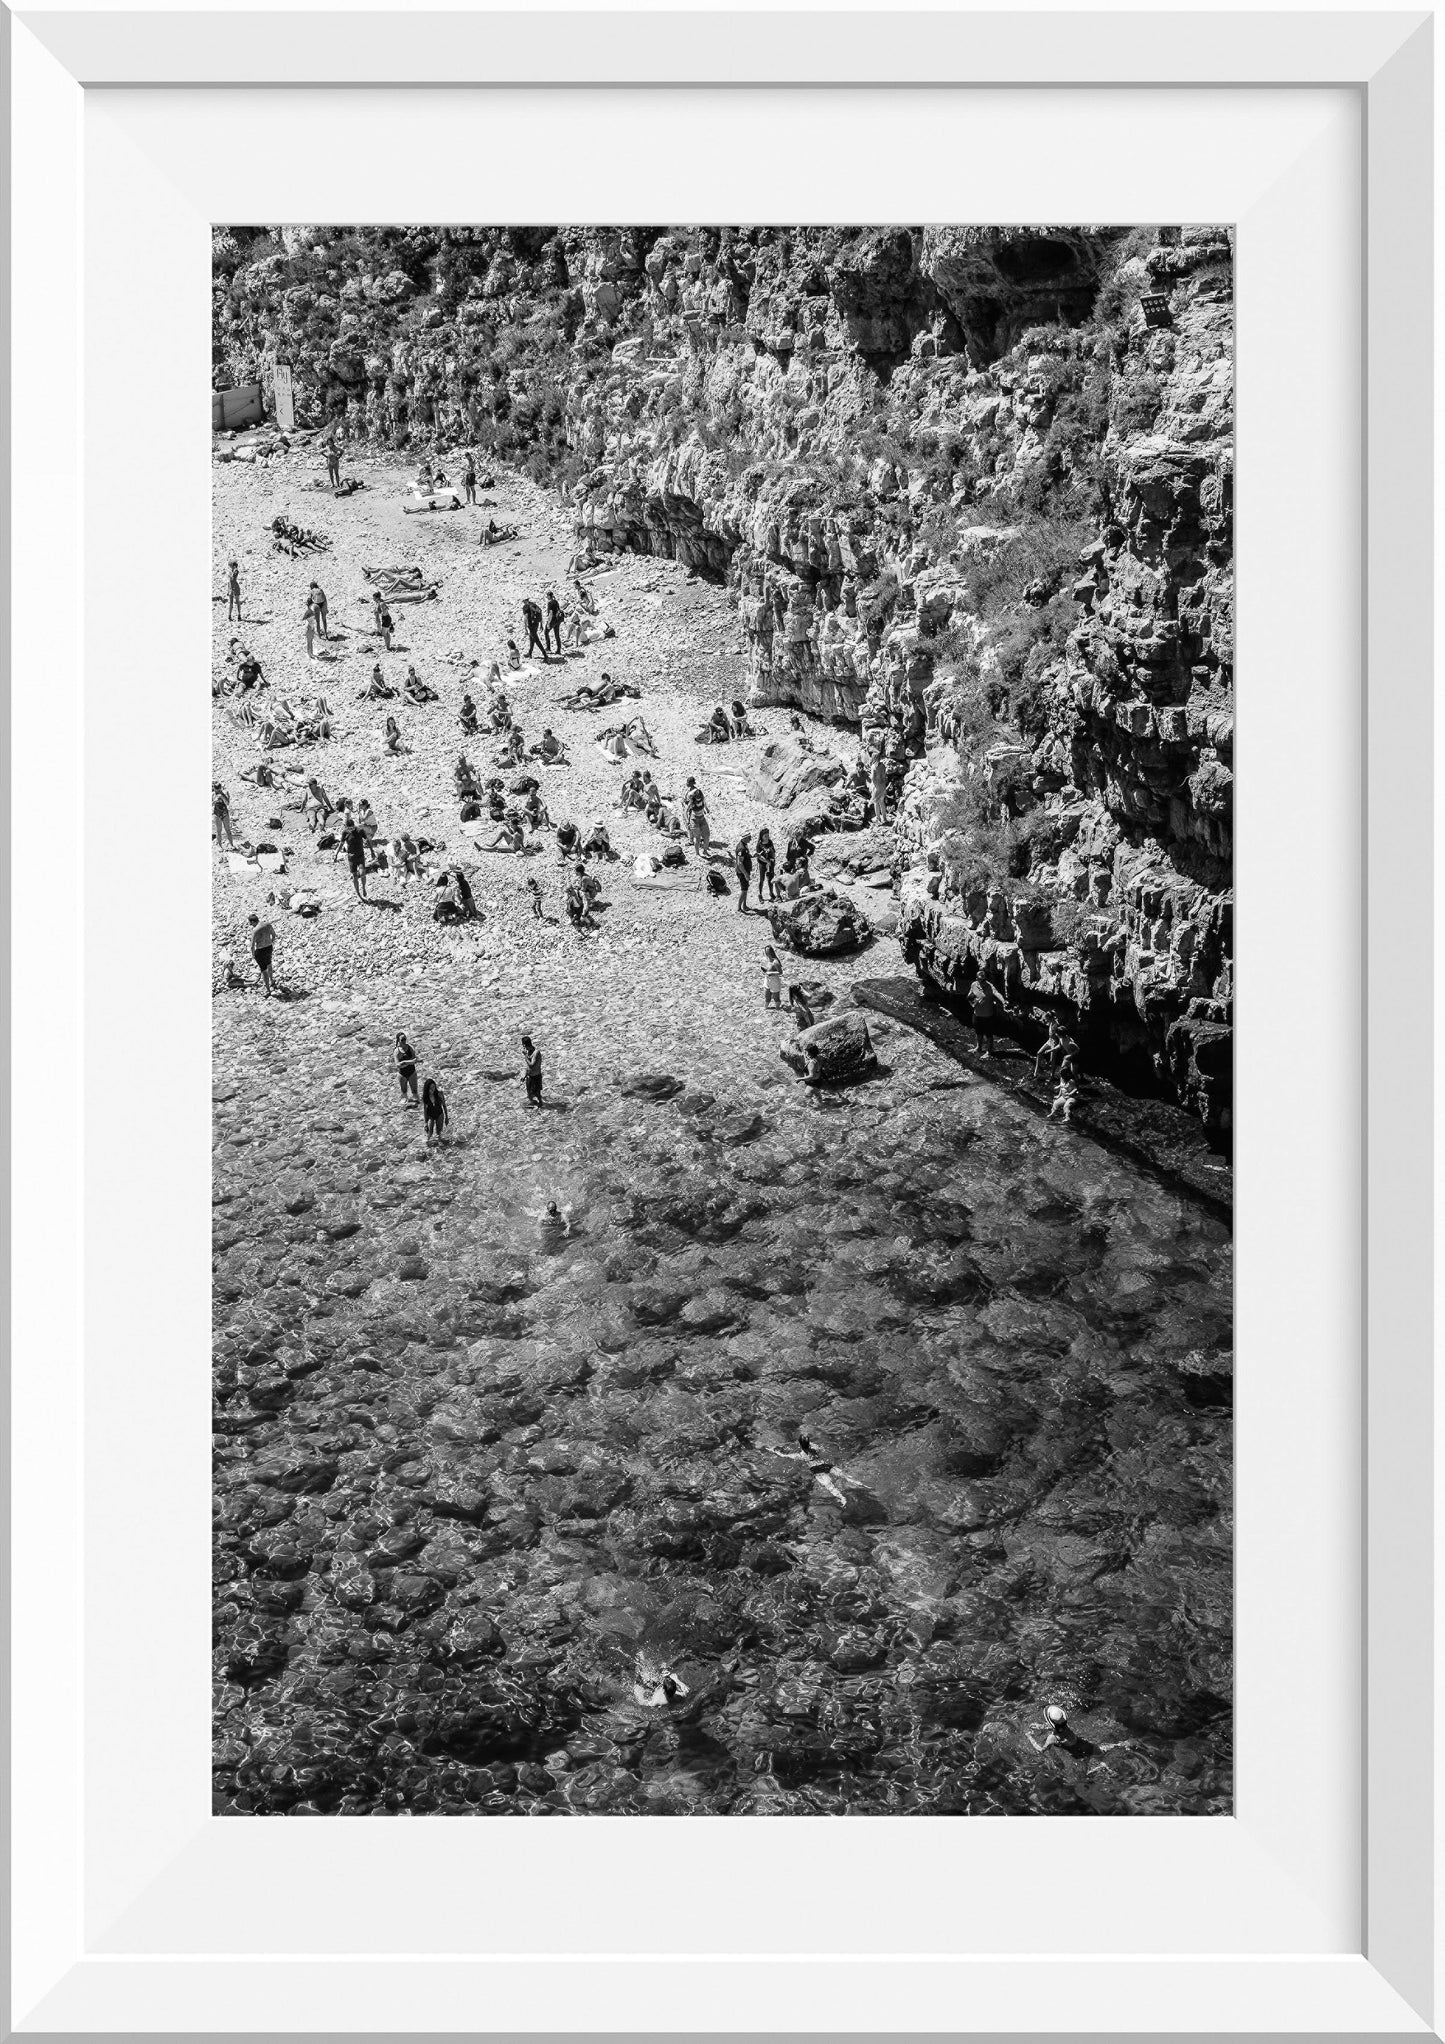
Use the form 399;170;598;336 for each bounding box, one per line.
394;1032;420;1107
226;559;242;623
733;832;753;912
247;912;275;998
522;598;546;661
521;1033;544;1109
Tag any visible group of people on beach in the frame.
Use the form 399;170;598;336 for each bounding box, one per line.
216;443;1089;1134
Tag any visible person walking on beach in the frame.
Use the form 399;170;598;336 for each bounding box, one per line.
226;559;242;623
340;815;369;901
522;598;546;661
248;912;275;997
733;832;753;912
521;1033;544;1108
394;1031;419;1107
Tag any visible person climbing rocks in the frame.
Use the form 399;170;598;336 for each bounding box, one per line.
733;832;753;912
762;944;784;1009
394;1031;419;1107
789;985;815;1032
522;597;546;660
1048;1073;1079;1125
226;559;242;622
754;827;777;902
247;912;275;997
544;590;565;656
1034;1014;1069;1081
422;1077;449;1140
521;1033;544;1108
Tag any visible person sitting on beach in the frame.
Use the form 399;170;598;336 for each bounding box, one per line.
788;985;816;1031
619;771;643;811
392;833;424;880
489;692;513;734
700;704;730;745
523;786;552;832
573;576;598;617
432;869;463;922
454;753;480;799
484;778;508;822
404;665;438;705
360;663;395;702
495;726;525;768
535;727;564;764
475;814;525;854
356;800;380;843
581;820;615;862
235;650;265;693
564;872;595;930
383;715;403;755
459;692;479;736
555;819;581;858
643;786;665;828
302;776;332;832
729;698;752;739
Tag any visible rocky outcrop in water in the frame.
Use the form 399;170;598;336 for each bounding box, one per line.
214;223;1232;1127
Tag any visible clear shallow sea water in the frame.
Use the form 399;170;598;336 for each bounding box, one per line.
214;993;1231;1816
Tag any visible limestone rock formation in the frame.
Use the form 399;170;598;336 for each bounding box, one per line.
214;220;1232;1127
768;889;871;957
779;1011;880;1085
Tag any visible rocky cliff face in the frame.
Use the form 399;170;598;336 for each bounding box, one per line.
214;223;1233;1133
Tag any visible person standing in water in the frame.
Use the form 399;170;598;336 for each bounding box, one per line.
394;1032;420;1107
521;1033;543;1108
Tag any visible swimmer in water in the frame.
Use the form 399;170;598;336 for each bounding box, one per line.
773;1428;848;1505
522;1194;573;1239
632;1651;690;1709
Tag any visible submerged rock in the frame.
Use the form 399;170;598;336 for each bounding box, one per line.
769;889;871;957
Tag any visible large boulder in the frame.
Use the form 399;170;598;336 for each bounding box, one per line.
780;1012;880;1087
769;888;871;957
746;735;846;810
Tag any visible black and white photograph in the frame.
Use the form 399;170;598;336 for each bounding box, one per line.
211;224;1233;1819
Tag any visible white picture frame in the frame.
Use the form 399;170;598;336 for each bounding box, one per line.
5;6;1435;2036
